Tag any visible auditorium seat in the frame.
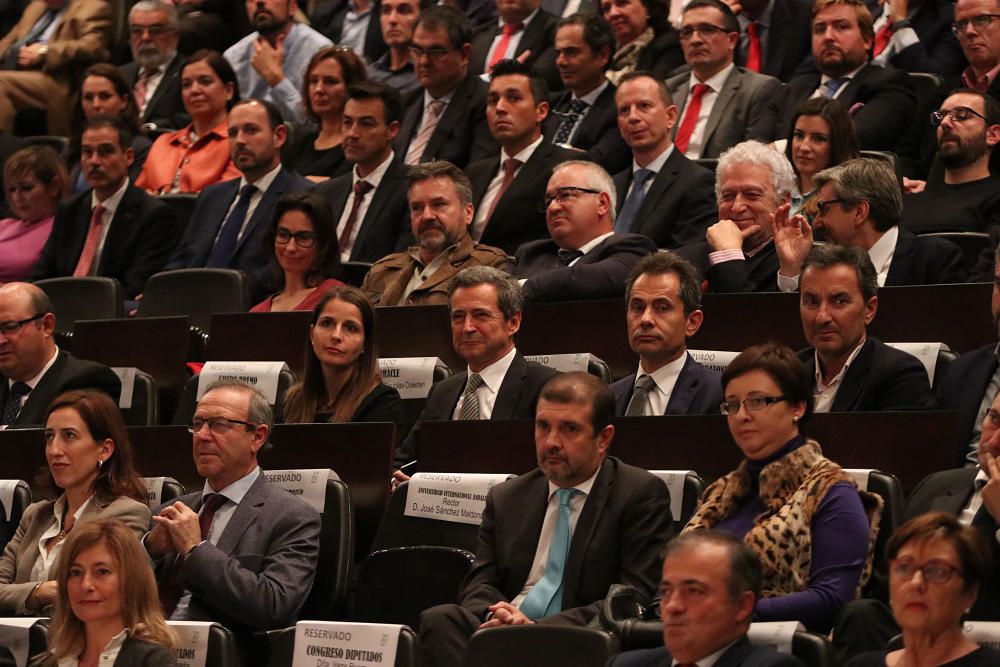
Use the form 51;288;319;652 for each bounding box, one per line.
378;357;453;441
648;470;705;534
0;479;30;550
36;277;124;350
860;150;902;179
464;625;616;667
167;621;240;667
341;261;374;287
261;624;419;667
171;366;297;426
120;369;159;426
369;479;481;553
844;469;905;575
747;623;835;667
919;232;990;274
20;135;69;153
157;193;200;238
207;312;313;377
142;476;186;507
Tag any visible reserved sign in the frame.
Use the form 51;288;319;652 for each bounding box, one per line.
264;469;341;513
293;621;403;667
197;361;288;403
378;357;439;399
167;621;215;667
404;472;513;525
525;353;590;373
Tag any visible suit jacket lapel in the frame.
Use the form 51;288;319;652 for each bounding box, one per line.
98;183;141;273
616;373;637;415
144;58;181;122
635;149;683;223
511;475;551;593
665;354;698;416
214;476;265;554
353;160;402;258
493;353;528;418
671;80;691;140
18;350;68;424
716;636;754;667
489;142;551;222
426;76;474;160
929;476;975;515
701;68;740;151
235;169;289;254
885;228;914;286
576;86;613;147
562;458;612;607
830;337;874;411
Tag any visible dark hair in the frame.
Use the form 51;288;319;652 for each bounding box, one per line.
539;371;615;433
886;512;991;595
944;88;1000;126
800;243;878;302
618;70;674;106
663;531;763;601
4;145;69;204
812;158;901;232
183;49;240;110
490;59;549;107
43;390;147;504
347;80;403;125
231;97;284;130
683;0;739;33
557;13;616;70
721;343;814;428
282;286;382;424
413;5;470;49
784;97;860;183
406;160;474;206
448;266;523;320
811;0;874;41
300;46;368;124
73;63;142;139
81;114;133;155
264;192;341;293
638;0;670;36
625;251;702;315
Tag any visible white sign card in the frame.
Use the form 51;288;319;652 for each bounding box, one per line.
886;342;944;385
0;617;41;667
196;361;288;403
144;477;166;507
843;469;874;492
378;357;439;399
264;469;341;513
524;353;590;373
963;621;1000;649
404;472;513;525
747;621;804;655
111;367;136;409
649;470;693;522
167;621;214;667
688;350;740;373
0;480;26;518
293;621;403;667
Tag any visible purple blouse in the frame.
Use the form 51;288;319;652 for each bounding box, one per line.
0;217;54;282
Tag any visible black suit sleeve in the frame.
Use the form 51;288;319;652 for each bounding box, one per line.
520;235;657;302
120;200;178;297
353;384;404;425
851;68;916;150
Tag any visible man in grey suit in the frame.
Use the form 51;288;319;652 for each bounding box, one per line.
668;0;781;160
146;381;320;652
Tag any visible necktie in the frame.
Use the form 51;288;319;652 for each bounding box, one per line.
745;22;762;72
873;23;893;56
481;158;521;236
614;168;655;233
72;204;105;277
159;493;227;615
1;382;30;425
207;184;256;267
519;488;581;619
488;22;524;70
553;98;588;145
556;248;583;267
134;67;156;115
3;9;57;68
674;83;710;155
339;180;374;253
458;373;485;420
625;374;656;417
822;77;848;98
405;99;446;165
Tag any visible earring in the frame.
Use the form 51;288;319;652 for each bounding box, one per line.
793;415;799;423
97;459;103;469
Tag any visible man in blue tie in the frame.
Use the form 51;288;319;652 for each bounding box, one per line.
418;371;672;666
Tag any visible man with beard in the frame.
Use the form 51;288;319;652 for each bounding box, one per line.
901;90;1000;235
119;0;188;130
224;0;331;123
360;160;509;306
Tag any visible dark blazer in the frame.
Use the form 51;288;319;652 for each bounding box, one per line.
164;167;314;301
465;141;578;255
393;352;558;467
735;0;813;82
0;350;120;427
936;343;997;466
312;0;386;63
773;63;916;151
395;73;499;169
120;55;190;130
676;240;780;293
798;336;936;412
315;158;412;263
878;0;966;77
32;181;178;298
610;354;723;417
515;233;658;302
635;28;686;82
612;149;717;248
542;83;632;175
884;227;966;286
30;636;176;667
353;383;404;424
460;456;673;625
667;67;782;159
470;10;561;91
608;636;805;667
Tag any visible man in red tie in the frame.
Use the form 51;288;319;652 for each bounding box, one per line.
469;0;561;89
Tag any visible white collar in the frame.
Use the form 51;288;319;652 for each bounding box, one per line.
240;163;282;192
573;230;614;255
867;225;899;282
546;462;600;499
202;465;261;502
688;62;735;91
638;351;688;390
501;134;543;167
354;150;394;189
467;345;518;394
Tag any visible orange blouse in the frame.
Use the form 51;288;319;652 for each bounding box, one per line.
135;118;242;194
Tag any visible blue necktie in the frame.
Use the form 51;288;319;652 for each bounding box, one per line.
207;184;256;267
519;487;581;619
615;168;655;233
822;78;848;98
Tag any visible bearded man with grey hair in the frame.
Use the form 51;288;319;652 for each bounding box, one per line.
119;0;187;129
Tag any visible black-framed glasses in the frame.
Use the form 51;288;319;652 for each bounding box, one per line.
815;197;846;215
678;23;732;39
930;106;988;127
0;314;43;335
889;558;961;584
129;24;173;37
408;45;455;59
189;417;257;435
719;395;787;415
951;13;1000;35
275;228;317;248
539;186;601;211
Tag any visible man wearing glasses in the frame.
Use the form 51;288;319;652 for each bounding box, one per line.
0;282;119;428
119;0;187;130
146;380;320;658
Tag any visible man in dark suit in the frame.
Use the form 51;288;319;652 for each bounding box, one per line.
771;0;916;151
119;0;189;130
419;371;673;666
610;252;722;417
515;160;657;301
465;59;577;255
316;81;412;263
164;98;313;301
613;71;717;248
610;532;804;667
797;244;935;412
773;157;966;290
146;380;321;658
313;0;387;63
542;14;631;174
393;266;558;469
33;115;177;299
396;5;498;168
668;0;782;160
469;0;559;89
734;0;813;82
868;0;965;77
0;283;120;427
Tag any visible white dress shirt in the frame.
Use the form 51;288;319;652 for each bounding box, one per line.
337;150;395;260
57;628;129;667
812;338;866;413
88;177;130;271
451;346;518;419
471;136;543;239
633;352;688;416
679;63;734;159
31;495;94;581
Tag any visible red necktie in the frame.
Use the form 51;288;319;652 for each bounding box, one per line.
873;23;893;56
674;84;710;155
488;22;523;70
339;180;374;252
72;204;105;277
482;158;521;234
746;22;761;72
134;68;153;114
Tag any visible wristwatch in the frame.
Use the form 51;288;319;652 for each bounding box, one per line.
37;44;48;57
890;19;912;30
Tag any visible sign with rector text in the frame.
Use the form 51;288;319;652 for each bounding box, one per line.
404;472;513;525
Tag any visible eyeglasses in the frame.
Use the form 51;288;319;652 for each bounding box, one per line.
951;13;1000;35
539;186;601;211
889;558;961;584
408;45;455;59
0;314;43;335
719;395;787;415
815;198;846;215
678;23;731;39
189;417;257;435
275;228;317;248
930;106;988;127
129;24;173;37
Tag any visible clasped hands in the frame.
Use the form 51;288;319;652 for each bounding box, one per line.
148;501;204;557
479;601;535;628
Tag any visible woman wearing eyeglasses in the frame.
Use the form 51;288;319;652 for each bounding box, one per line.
845;512;1000;667
683;343;882;632
251;192;344;313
